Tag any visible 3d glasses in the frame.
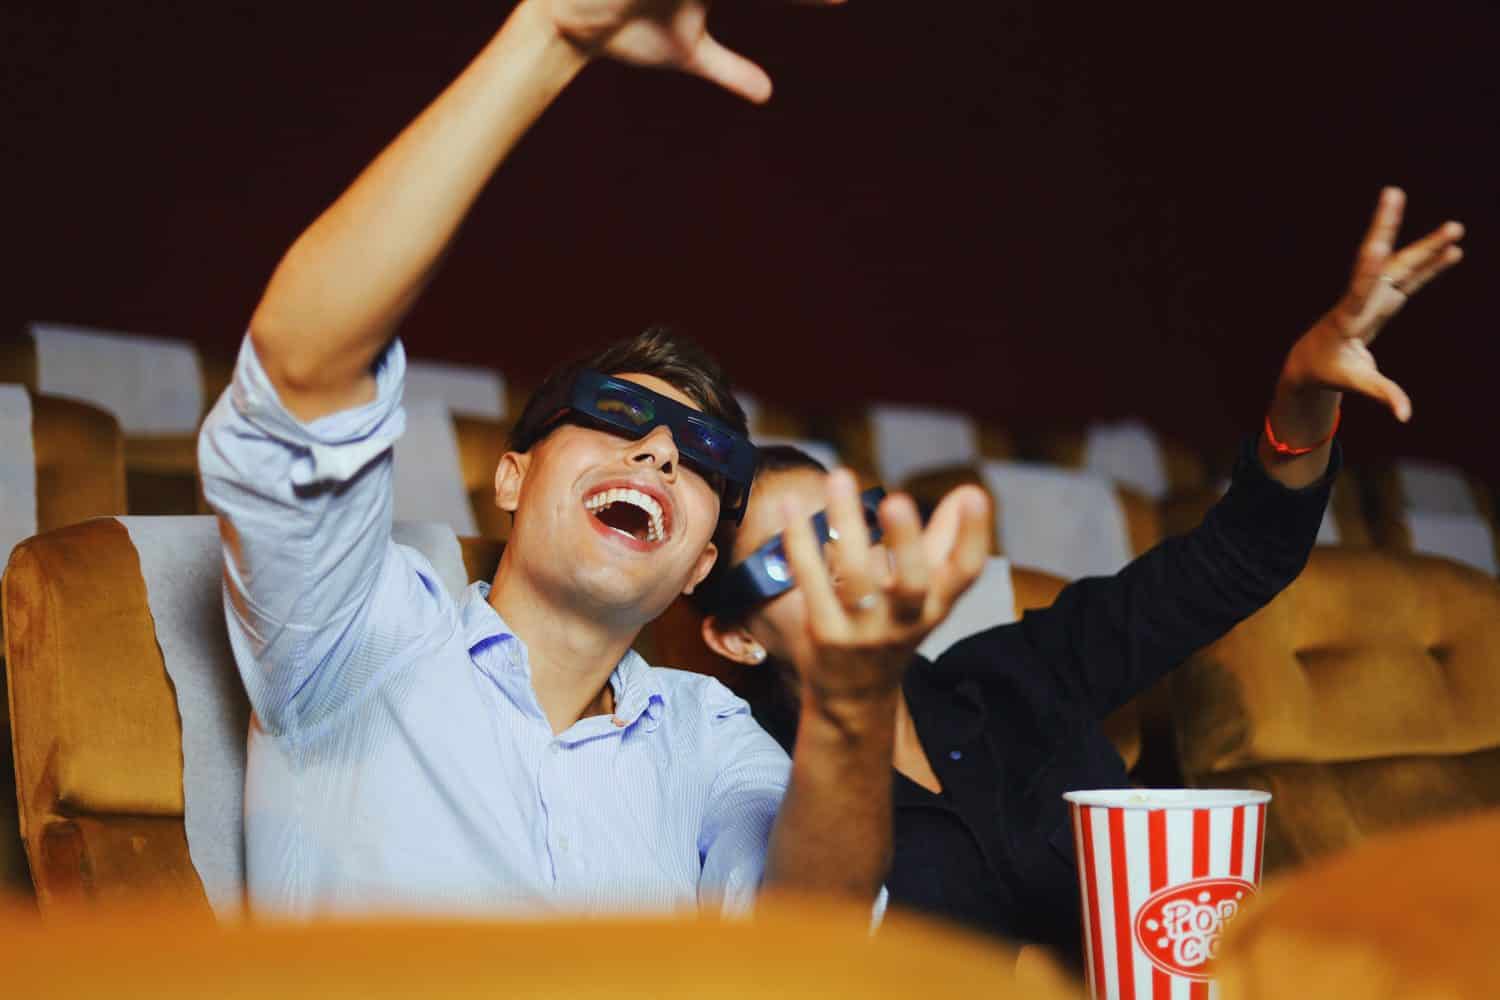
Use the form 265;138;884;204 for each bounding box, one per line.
529;369;758;522
699;487;887;617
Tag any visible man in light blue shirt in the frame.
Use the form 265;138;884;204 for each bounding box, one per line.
200;0;993;918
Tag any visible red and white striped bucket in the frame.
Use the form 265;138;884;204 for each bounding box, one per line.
1063;789;1271;1000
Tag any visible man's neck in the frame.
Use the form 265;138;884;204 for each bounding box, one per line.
487;556;641;736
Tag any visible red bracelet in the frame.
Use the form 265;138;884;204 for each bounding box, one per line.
1264;408;1341;457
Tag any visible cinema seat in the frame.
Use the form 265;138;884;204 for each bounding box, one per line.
0;327;233;515
1025;422;1209;501
22;392;129;534
1;517;505;912
1367;460;1499;576
1215;808;1500;1000
900;463;1162;568
1172;547;1500;876
452;415;514;541
831;404;1014;488
2;389;127;897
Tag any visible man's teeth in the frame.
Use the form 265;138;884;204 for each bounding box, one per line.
584;487;666;543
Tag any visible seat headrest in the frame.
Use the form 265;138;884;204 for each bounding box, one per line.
1177;547;1500;775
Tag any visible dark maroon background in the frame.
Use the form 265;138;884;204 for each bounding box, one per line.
6;2;1497;478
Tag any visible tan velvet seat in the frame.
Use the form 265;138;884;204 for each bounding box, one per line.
2;390;127;899
1215;808;1500;999
1172;547;1500;876
1;520;509;912
25;392;129;533
0;334;232;516
453;415;513;541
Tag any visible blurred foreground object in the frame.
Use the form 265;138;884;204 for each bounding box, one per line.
1216;809;1500;1000
0;896;1076;999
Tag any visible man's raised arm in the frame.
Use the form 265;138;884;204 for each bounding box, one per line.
250;0;824;422
250;3;583;420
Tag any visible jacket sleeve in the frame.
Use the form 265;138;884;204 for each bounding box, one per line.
1015;438;1337;719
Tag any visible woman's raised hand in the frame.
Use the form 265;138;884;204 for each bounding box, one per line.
1282;188;1465;423
778;469;991;711
543;0;845;104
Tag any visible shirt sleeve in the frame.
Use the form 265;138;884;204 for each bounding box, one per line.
1016;437;1339;719
197;333;412;736
696;682;792;916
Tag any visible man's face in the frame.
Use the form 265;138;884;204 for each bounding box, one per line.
496;373;724;628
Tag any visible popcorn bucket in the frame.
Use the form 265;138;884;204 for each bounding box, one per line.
1063;789;1271;1000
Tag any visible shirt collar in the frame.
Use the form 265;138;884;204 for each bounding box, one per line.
459;582;664;732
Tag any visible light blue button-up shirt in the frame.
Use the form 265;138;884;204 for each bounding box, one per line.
198;336;791;917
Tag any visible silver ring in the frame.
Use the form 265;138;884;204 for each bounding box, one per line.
1380;274;1409;295
852;593;879;611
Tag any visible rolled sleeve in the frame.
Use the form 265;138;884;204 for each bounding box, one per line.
197;334;409;734
697;686;791;915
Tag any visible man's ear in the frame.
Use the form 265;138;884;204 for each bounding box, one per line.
700;613;766;667
681;541;718;596
494;451;529;513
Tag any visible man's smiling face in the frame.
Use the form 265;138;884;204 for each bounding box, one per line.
495;373;724;627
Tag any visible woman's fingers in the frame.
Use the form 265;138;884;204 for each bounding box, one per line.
1350;366;1413;423
1349;187;1405;303
779;495;845;631
879;494;929;625
1386;225;1465;297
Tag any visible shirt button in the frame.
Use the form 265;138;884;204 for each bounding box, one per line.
558;834;569;853
949;750;963;761
549;742;561;755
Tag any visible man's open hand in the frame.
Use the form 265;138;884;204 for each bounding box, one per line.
778;470;991;719
543;0;844;104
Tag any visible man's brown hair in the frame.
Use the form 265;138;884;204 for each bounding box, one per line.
509;324;748;454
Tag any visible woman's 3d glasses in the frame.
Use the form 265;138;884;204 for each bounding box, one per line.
526;369;757;522
699;487;887;617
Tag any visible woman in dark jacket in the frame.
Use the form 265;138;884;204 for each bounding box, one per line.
695;189;1463;961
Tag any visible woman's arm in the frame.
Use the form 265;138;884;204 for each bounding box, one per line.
1018;188;1465;718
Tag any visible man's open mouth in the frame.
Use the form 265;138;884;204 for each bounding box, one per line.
584;486;668;546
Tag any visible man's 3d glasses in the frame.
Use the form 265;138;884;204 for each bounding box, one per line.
524;369;758;522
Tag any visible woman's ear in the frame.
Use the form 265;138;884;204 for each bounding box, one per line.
495;451;529;513
700;614;767;667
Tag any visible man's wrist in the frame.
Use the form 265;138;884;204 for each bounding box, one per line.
508;0;596;77
798;686;901;746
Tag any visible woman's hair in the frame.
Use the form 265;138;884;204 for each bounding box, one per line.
693;443;829;621
509;324;748;452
